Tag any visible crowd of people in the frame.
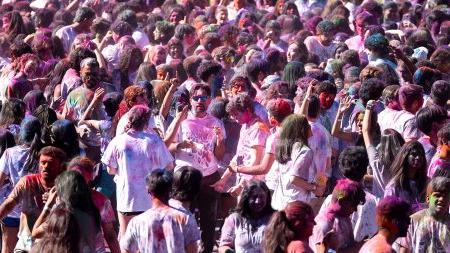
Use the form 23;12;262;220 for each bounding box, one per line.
0;0;449;252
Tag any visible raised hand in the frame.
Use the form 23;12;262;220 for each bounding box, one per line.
338;95;353;114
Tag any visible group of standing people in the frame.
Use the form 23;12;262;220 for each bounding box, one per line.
0;0;449;252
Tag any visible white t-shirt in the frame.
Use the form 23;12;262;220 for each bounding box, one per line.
271;143;314;210
101;130;174;212
233;120;269;184
120;205;200;253
132;30;150;51
308;121;332;176
304;36;337;63
264;128;280;191
55;26;78;53
0;145;33;218
393;110;423;141
101;44;120;72
377;107;401;133
116;111;166;138
173;113;226;177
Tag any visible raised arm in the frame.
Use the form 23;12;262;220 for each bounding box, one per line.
331;96;354;142
79;87;105;124
160;72;180;119
298;80;318;117
362;100;375;149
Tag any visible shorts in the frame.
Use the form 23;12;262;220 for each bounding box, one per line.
1;217;20;227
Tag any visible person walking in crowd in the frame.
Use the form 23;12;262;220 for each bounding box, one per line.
0;146;66;252
102;105;173;239
0;0;448;252
120;169;200;253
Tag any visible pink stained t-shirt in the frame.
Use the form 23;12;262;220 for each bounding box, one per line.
233;120;269;183
174;113;226;177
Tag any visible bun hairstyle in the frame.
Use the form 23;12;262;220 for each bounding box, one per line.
125;105;151;132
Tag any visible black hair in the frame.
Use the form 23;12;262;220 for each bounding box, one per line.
68;47;95;73
226;93;254;114
35;9;55;28
50;120;80;160
117;9;138;28
364;33;390;57
276;114;310;164
389;141;427;197
174;24;195;40
0;128;15;157
246;59;270;83
196;60;222;82
339;146;369;182
146;169;173;200
55;170;101;230
0;98;25;128
234;180;274;230
111;21;133;37
9;40;32;59
316;81;337;95
73;7;95;23
359;78;385;106
183;56;202;78
416;106;447;135
431;80;449;107
307;95;320;119
171;166;202;202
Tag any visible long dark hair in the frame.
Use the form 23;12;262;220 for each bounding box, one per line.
5;12;27;42
0;128;15;157
30;207;80;253
50;120;80;159
389;141;427;196
264;201;313;253
0;98;25;128
233;181;274;231
55;170;101;230
379;129;405;170
20;116;43;173
118;46;144;92
275;114;310;164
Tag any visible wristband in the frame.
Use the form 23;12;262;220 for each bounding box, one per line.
43;205;51;212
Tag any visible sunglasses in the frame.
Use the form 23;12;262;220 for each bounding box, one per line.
191;95;209;102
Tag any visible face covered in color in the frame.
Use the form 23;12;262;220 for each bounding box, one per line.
248;187;268;214
319;92;336;110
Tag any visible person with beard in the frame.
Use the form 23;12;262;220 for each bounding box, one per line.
168;84;226;253
0;146;66;252
359;196;411;253
62;57;114;121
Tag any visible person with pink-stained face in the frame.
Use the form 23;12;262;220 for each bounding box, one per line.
7;54;40;99
148;45;167;66
2;15;11;33
345;11;377;54
359;196;411;253
311;179;366;253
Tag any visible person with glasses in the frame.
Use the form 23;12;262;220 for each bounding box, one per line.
167;84;226;253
